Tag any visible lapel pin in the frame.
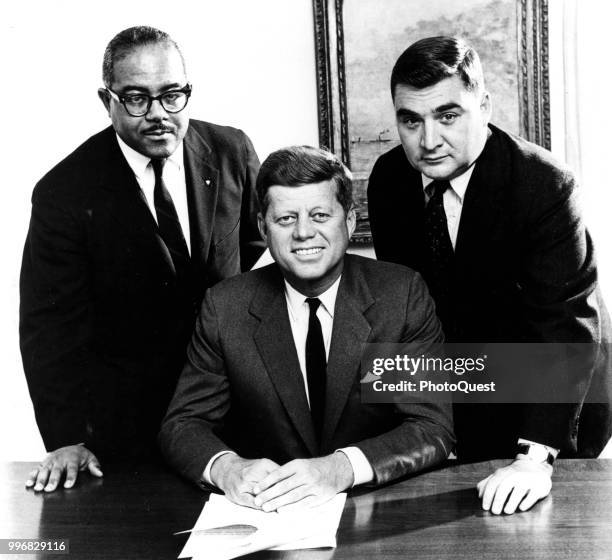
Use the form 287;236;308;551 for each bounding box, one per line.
205;179;211;186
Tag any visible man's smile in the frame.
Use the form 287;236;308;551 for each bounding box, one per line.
293;247;324;256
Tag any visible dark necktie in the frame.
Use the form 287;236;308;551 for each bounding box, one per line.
151;158;190;271
423;180;454;326
305;298;326;442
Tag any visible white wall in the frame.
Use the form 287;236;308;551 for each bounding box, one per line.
2;0;611;461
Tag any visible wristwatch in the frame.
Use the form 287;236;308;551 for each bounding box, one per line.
516;443;556;465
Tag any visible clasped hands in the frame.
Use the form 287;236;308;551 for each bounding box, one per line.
210;452;354;511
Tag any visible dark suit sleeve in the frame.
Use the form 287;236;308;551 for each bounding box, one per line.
238;131;264;271
159;290;232;485
19;188;93;451
354;273;455;484
516;168;608;450
368;154;400;265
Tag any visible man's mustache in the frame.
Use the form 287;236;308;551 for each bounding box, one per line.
143;125;174;134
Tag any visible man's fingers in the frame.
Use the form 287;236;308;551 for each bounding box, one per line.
490;478;515;515
232;491;259;509
480;476;501;511
243;459;277;483
25;468;39;488
503;484;529;514
64;463;79;488
33;466;51;492
86;458;103;478
255;475;303;508
519;488;550;511
44;464;64;492
261;485;310;512
476;475;492;498
253;464;295;494
518;488;541;511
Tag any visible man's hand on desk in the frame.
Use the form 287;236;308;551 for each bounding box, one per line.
477;459;552;515
210;454;280;509
25;445;103;492
252;452;354;512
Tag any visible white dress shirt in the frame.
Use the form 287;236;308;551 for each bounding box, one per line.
116;134;191;254
203;276;375;487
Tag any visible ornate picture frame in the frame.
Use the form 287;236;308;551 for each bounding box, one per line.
313;0;550;242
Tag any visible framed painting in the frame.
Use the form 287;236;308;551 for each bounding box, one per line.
313;0;550;242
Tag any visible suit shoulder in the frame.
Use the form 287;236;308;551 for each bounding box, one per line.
188;119;252;151
33;127;115;202
371;144;407;173
490;124;574;184
206;264;278;303
345;254;424;295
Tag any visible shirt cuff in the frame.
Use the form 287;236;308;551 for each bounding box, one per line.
337;447;374;487
202;450;237;486
517;438;560;459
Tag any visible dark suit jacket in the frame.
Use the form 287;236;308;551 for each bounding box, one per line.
368;124;612;459
159;255;455;486
20;120;262;459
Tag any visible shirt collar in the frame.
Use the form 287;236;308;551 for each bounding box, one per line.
284;275;342;319
115;133;184;179
421;164;475;202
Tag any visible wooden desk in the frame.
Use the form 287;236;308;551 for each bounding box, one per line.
1;460;611;559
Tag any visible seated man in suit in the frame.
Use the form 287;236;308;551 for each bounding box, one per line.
20;26;262;492
368;36;611;514
160;146;454;509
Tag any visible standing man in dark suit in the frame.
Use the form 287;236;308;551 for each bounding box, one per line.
160;146;454;509
368;36;611;514
20;26;262;493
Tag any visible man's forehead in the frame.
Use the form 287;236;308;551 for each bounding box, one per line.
394;76;476;111
267;181;338;208
112;43;186;87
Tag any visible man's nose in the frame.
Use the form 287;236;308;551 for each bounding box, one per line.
420;121;442;151
145;98;168;121
293;217;316;240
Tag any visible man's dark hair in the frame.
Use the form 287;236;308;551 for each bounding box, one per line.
256;146;353;215
102;26;186;87
390;36;484;99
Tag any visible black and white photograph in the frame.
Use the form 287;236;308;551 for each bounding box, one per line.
2;1;612;559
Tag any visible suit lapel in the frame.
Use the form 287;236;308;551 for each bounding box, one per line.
251;267;319;455
454;127;505;263
183;123;219;269
321;257;374;446
98;129;176;274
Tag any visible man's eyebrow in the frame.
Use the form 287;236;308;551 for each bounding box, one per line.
396;108;420;118
159;82;185;91
119;83;185;93
117;85;149;94
434;102;462;113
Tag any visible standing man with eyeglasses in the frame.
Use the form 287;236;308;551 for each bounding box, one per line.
19;26;262;492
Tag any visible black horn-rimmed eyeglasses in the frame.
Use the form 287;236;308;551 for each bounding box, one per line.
105;84;192;117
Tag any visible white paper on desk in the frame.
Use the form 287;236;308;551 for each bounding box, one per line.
178;493;346;560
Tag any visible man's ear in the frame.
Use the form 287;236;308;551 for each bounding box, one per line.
346;208;356;239
98;88;111;115
257;213;268;245
480;90;492;124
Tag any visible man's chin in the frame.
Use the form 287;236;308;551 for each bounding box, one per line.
419;165;455;181
139;141;178;159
